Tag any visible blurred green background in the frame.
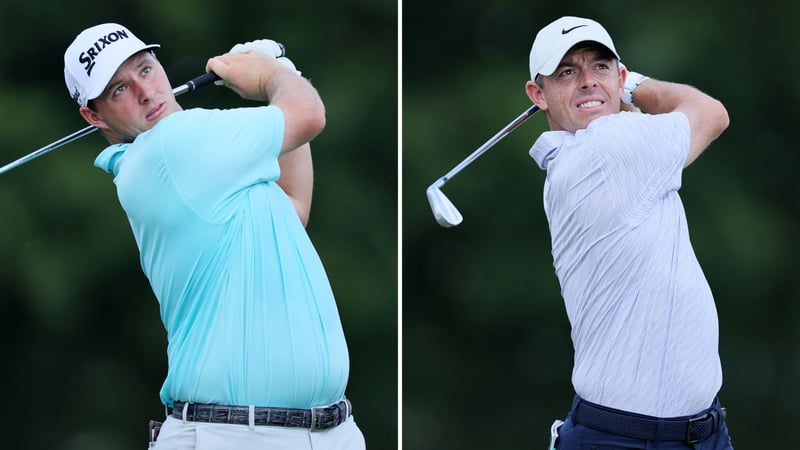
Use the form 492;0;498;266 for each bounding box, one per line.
0;1;397;449
404;0;798;449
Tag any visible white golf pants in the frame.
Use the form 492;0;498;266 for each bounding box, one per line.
149;415;366;450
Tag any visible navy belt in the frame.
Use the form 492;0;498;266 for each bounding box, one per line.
573;397;725;445
171;398;351;431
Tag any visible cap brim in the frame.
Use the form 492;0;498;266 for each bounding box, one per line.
84;44;160;102
538;40;618;77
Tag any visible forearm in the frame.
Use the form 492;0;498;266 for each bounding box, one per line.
631;78;711;115
233;55;325;152
267;72;326;153
206;52;326;152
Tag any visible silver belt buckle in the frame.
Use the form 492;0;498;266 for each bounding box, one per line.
310;406;324;432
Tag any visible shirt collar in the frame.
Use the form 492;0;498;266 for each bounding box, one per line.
529;130;572;170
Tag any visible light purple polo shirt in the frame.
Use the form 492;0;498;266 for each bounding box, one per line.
530;111;722;417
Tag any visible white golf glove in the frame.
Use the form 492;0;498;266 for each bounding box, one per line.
619;63;649;106
230;39;284;57
229;39;301;75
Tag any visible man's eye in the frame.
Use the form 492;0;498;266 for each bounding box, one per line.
113;85;127;96
142;66;152;75
559;68;574;77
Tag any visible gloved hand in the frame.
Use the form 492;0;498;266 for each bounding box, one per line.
618;62;649;106
230;39;285;58
228;39;301;76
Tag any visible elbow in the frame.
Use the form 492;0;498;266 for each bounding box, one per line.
294;99;326;145
300;84;326;140
276;85;327;147
308;99;326;139
712;99;730;136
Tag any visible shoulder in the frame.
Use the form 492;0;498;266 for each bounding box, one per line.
145;107;283;144
584;111;688;141
598;111;688;128
158;106;282;126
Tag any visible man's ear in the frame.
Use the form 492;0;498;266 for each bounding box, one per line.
79;105;125;144
79;106;108;130
619;62;627;95
525;80;547;110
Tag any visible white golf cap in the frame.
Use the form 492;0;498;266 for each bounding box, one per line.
529;16;619;80
64;23;160;106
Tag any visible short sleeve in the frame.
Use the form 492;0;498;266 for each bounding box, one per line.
587;111;690;222
156;106;285;221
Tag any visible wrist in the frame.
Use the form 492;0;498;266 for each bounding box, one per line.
622;71;650;106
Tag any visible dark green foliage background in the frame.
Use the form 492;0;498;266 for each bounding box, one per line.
0;1;397;449
5;0;800;448
404;1;799;448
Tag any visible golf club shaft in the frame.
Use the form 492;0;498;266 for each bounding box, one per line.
435;104;540;186
427;104;540;227
0;71;221;175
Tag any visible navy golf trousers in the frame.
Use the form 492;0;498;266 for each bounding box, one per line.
553;396;734;449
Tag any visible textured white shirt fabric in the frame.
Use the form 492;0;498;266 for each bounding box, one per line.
529;111;722;417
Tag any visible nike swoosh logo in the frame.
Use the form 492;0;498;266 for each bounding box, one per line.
561;25;588;34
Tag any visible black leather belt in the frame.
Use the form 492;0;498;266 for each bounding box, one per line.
573;397;725;444
171;398;351;431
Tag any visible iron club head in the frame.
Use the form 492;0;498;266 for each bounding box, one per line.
425;104;539;228
426;178;463;227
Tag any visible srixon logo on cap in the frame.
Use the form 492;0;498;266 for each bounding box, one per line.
79;29;130;77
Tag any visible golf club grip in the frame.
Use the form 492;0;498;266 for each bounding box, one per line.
173;72;221;95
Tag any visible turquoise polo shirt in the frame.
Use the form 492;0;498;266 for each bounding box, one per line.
95;106;349;409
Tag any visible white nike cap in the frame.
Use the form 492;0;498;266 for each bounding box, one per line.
64;23;160;106
529;16;619;80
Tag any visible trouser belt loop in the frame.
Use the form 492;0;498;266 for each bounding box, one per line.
655;418;665;444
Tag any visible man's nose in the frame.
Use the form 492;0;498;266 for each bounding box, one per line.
579;69;598;89
136;82;155;104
